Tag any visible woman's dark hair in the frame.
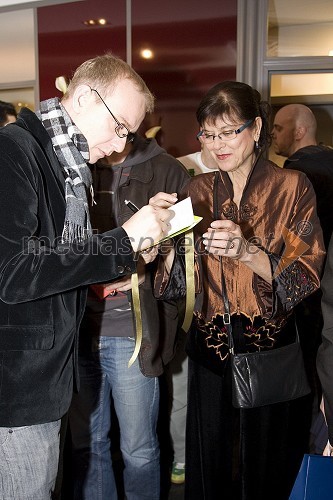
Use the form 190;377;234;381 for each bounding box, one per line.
196;81;271;150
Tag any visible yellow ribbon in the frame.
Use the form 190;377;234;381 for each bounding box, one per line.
181;229;195;333
128;229;195;367
128;271;143;368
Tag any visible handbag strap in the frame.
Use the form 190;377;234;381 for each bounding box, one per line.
220;261;235;355
213;172;235;355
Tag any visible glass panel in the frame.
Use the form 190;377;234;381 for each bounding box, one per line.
267;0;333;57
132;0;237;156
271;73;333;97
0;87;35;112
37;0;237;157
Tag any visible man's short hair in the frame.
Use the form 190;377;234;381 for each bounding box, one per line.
64;53;155;113
0;100;17;127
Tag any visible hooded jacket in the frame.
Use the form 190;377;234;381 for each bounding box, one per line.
83;134;190;376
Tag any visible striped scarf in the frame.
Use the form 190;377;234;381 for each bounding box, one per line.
37;97;93;243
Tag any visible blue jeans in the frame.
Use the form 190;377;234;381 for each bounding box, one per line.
0;420;61;500
69;336;160;500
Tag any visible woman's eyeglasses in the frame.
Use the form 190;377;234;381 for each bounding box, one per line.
197;118;255;144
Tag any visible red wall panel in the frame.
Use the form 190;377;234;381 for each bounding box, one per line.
37;2;237;156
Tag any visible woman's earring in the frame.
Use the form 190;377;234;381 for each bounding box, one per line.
255;140;259;149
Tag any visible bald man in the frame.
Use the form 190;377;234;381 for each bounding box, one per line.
273;104;333;452
272;103;333;248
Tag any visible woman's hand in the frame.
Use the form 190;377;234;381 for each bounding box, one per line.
202;219;272;283
202;219;248;259
140;246;159;264
159;240;175;274
320;397;332;456
323;440;333;456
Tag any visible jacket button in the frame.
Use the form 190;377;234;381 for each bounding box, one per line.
117;266;125;274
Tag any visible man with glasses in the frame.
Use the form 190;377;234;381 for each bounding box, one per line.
0;53;173;499
89;87;136;144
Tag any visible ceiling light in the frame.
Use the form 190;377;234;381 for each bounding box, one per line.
140;48;154;60
83;18;108;27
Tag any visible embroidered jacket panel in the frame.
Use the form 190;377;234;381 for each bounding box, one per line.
156;156;325;356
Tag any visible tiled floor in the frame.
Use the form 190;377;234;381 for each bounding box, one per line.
168;482;185;500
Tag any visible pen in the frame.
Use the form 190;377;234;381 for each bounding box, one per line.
124;199;140;213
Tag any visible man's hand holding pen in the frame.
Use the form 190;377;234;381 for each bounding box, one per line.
122;192;177;252
125;199;140;213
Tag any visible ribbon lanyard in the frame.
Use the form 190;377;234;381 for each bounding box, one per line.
128;271;143;368
128;228;196;368
180;229;195;333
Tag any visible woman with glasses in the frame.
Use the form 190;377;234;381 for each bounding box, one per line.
155;81;325;499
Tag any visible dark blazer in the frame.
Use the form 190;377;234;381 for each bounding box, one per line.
0;108;136;426
284;145;333;249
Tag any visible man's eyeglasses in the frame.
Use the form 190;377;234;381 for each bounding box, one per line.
197;118;255;144
90;88;135;143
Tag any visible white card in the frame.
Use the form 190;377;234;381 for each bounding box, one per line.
166;197;194;236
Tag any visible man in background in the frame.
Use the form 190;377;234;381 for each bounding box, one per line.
272;103;333;450
178;140;218;176
272;103;333;248
0;99;17;126
69;133;189;499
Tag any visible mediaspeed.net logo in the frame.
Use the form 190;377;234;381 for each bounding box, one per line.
273;222;311;279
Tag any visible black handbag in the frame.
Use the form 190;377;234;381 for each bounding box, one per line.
220;253;311;409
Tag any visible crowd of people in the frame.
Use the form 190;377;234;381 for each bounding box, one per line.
1;52;333;500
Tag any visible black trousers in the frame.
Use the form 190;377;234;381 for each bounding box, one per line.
185;358;312;500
